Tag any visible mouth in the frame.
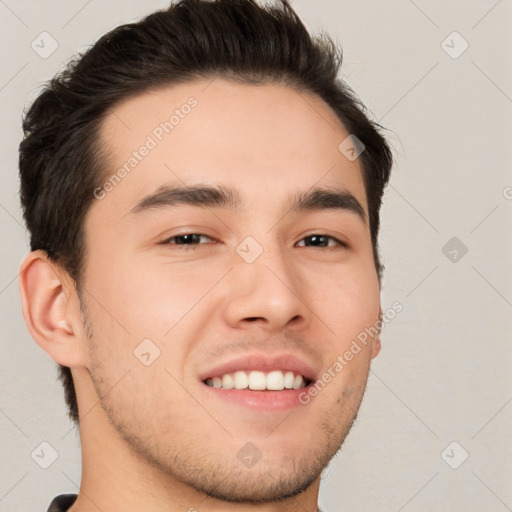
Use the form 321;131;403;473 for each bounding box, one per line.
203;370;311;390
198;353;318;411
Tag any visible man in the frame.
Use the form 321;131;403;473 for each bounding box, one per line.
18;0;393;510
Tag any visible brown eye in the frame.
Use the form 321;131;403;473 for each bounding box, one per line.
296;235;347;248
162;233;215;248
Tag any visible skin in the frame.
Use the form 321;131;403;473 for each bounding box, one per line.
19;78;381;512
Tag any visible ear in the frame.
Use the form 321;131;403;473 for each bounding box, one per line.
370;306;382;359
18;251;89;368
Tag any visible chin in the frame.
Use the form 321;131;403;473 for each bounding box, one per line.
185;457;323;504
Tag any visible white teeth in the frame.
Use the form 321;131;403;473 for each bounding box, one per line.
267;370;284;390
248;371;267;390
283;371;295;389
222;374;234;389
292;374;305;390
233;371;249;389
205;370;308;390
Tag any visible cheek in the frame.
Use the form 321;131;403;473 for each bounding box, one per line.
84;251;223;340
312;262;380;343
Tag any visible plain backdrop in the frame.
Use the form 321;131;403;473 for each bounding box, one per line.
1;1;511;511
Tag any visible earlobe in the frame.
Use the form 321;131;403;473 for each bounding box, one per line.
18;251;87;368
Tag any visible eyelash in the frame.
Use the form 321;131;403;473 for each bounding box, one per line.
161;233;348;250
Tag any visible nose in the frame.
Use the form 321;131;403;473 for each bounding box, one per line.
221;242;309;333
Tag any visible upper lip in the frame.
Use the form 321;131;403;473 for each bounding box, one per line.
198;352;319;383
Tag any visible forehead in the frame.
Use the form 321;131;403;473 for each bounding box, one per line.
95;78;367;216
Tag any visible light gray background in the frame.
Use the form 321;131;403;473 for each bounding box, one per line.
1;1;511;510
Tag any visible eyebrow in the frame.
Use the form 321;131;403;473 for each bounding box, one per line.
128;183;367;224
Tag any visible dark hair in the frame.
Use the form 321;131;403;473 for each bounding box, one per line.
19;0;393;427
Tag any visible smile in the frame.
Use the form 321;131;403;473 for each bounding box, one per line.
204;370;310;390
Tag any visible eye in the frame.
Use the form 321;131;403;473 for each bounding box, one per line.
160;233;347;250
161;233;216;248
296;234;347;249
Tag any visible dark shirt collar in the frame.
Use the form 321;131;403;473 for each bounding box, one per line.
46;494;77;512
47;493;325;511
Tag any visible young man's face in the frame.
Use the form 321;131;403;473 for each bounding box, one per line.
76;78;381;503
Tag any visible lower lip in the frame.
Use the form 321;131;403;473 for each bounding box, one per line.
201;384;311;411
